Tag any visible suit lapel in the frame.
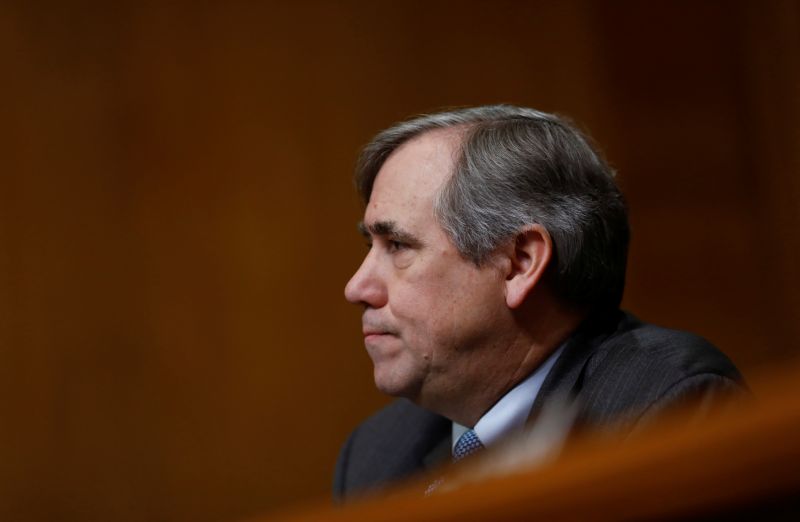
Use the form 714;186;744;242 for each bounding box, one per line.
421;433;452;470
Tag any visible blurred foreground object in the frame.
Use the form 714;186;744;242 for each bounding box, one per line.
259;359;800;521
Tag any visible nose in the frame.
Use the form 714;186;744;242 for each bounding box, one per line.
344;250;387;308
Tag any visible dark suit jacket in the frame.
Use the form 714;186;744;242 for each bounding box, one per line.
333;311;744;499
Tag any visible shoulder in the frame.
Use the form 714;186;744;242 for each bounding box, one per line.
575;312;745;428
334;399;450;500
590;313;742;379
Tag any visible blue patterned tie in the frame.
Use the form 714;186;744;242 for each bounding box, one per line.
453;429;484;462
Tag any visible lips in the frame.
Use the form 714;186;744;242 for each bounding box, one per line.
363;328;392;336
361;314;397;338
362;324;398;345
363;331;397;345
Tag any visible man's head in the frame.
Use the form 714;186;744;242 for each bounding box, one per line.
344;105;629;424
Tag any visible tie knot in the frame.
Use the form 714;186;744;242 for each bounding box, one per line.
453;429;484;462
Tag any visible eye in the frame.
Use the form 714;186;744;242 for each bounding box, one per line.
387;239;406;253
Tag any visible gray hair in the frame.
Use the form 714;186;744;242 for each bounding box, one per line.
355;105;629;311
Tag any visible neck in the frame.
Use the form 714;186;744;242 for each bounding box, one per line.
428;292;587;427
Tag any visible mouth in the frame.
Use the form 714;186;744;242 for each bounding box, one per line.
362;313;397;344
362;325;399;345
363;331;394;341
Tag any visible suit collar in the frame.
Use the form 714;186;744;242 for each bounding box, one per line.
527;309;624;426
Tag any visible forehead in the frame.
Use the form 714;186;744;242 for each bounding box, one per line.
364;130;460;225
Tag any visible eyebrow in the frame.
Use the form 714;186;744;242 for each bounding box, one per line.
357;220;424;247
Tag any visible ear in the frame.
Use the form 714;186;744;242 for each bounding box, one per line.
504;225;553;309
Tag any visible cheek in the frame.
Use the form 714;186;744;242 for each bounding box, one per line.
389;256;504;346
394;284;484;350
388;285;451;359
432;272;506;345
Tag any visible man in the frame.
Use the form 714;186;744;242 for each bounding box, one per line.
335;105;743;499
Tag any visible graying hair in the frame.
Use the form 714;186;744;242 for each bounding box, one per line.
355;105;629;311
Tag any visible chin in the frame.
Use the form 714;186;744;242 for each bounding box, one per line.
372;366;422;400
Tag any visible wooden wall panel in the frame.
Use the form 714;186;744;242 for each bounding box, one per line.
0;1;796;521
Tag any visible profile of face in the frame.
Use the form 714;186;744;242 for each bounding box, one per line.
344;130;516;415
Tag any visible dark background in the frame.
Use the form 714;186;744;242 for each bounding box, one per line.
1;1;797;521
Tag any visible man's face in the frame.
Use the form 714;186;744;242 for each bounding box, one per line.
344;130;513;413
